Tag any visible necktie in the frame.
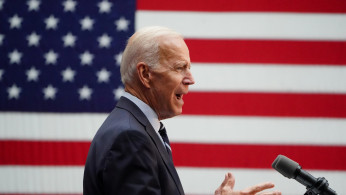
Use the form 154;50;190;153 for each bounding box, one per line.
159;122;172;154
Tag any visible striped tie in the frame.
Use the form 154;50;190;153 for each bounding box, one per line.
159;122;172;154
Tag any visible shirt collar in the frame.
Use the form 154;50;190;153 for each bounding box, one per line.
122;92;160;131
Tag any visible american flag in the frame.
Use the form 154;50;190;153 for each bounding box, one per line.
1;0;346;194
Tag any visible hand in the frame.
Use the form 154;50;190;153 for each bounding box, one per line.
214;172;281;195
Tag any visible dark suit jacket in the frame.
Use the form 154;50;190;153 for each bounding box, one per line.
83;97;185;195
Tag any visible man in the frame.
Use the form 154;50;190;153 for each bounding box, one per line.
83;26;281;195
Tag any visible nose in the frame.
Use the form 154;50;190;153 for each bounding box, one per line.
182;69;195;85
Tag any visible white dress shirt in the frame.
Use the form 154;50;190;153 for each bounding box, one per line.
122;92;165;146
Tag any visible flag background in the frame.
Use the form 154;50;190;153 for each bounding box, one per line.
1;0;346;194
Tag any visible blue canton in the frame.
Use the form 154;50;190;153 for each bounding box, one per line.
0;0;135;112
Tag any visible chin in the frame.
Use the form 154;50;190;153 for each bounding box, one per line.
160;110;182;120
174;109;183;116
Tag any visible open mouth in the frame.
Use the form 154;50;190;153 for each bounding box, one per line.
176;94;183;100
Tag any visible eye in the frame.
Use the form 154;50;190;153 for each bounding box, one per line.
174;63;189;72
175;66;184;72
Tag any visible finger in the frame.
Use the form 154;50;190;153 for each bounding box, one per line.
258;190;282;195
225;172;235;189
219;173;233;188
244;182;275;194
215;174;228;194
215;172;235;195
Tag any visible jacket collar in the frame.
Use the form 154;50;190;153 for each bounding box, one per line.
116;96;184;194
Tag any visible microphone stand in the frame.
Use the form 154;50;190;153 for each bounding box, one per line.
303;177;337;195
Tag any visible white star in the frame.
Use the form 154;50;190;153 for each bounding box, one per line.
8;14;23;29
113;86;124;100
80;16;94;31
27;0;40;11
62;32;77;47
114;52;122;66
0;0;4;10
96;68;111;83
98;0;112;13
45;15;59;30
0;69;4;81
27;32;41;47
8;49;22;64
78;85;93;100
43;84;57;100
0;34;4;46
61;67;76;82
115;17;130;32
80;51;94;65
98;33;112;48
26;67;40;82
62;0;77;12
44;50;58;65
7;84;21;99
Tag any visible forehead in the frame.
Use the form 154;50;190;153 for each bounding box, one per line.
158;36;190;65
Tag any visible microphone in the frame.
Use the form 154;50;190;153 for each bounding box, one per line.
272;155;337;195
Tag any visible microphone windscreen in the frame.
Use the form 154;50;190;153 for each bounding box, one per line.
272;155;300;179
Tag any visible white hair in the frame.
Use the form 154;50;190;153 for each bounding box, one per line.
120;26;183;85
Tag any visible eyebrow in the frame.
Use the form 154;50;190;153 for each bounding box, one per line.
174;60;190;68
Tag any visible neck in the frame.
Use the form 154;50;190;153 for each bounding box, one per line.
125;84;160;116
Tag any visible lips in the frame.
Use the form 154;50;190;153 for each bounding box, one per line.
176;91;188;100
176;94;183;100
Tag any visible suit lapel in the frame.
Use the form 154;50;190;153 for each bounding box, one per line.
116;97;184;195
144;124;185;195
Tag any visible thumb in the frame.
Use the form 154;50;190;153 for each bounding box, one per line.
215;172;236;195
223;172;235;190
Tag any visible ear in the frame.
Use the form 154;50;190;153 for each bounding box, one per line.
136;62;151;88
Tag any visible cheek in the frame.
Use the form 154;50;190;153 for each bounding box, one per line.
157;86;177;104
153;73;183;99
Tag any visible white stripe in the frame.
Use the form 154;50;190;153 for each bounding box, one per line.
0;166;83;193
1;113;346;145
136;11;346;40
190;63;346;93
0;166;344;194
0;112;106;140
164;115;346;145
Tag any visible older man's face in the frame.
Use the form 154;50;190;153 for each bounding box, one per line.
149;36;195;120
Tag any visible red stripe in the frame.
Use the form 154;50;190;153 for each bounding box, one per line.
186;39;346;65
0;140;90;166
1;140;345;170
172;143;346;170
183;92;346;118
137;0;346;13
